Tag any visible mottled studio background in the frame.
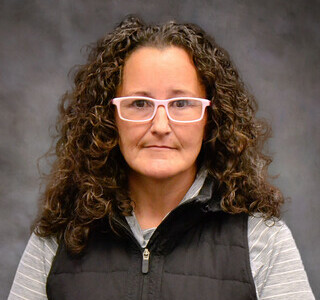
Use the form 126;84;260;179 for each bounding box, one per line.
1;0;319;298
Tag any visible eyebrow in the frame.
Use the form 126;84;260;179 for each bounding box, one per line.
129;91;152;97
125;89;197;98
171;89;197;97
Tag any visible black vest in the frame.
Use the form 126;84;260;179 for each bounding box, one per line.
47;180;257;300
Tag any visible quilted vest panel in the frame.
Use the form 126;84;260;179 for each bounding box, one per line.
47;208;257;300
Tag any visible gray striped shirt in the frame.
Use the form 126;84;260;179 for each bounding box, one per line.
8;170;315;299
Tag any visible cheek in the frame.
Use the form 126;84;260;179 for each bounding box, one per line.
116;119;131;154
117;126;133;153
116;122;147;153
193;123;207;151
177;123;206;150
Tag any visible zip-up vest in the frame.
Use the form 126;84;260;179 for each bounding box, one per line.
47;181;257;300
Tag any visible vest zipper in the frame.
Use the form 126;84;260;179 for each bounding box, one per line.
113;216;153;275
141;248;150;274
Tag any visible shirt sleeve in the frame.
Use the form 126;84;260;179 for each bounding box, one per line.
248;216;315;300
8;233;58;300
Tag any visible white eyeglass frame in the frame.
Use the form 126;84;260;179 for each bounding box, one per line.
112;96;211;123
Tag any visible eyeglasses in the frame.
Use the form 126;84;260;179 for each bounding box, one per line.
112;96;211;123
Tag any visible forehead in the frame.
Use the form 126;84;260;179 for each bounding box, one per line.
117;46;205;98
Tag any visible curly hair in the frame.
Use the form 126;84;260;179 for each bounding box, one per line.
33;15;284;254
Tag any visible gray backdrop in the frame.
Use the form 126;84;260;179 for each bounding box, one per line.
1;0;319;298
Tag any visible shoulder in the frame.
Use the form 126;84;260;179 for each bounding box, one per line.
248;214;291;254
28;232;59;252
24;232;59;274
247;215;295;277
248;215;315;299
248;215;291;281
8;233;58;300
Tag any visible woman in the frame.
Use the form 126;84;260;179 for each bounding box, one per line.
9;16;315;299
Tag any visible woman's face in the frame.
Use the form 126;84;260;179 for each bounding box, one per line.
115;46;207;180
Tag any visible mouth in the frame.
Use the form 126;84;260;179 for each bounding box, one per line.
144;145;176;150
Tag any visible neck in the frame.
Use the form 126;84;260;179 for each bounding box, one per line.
129;167;197;230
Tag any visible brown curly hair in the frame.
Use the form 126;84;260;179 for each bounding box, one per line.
33;15;284;253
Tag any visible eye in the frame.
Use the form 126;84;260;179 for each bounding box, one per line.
171;99;191;108
131;99;152;108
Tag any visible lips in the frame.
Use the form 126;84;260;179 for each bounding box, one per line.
144;145;176;149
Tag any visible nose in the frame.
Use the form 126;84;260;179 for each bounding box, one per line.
150;106;171;135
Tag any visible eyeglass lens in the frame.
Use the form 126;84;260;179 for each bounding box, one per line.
119;98;204;121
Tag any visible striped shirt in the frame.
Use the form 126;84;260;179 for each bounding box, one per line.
8;170;315;299
8;218;315;299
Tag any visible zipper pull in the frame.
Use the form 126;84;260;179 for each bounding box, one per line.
142;248;150;274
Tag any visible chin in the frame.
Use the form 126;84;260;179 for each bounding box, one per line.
143;170;178;180
134;161;195;181
137;167;177;179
